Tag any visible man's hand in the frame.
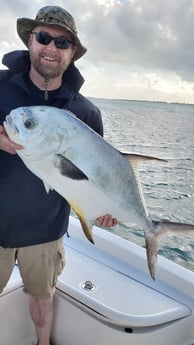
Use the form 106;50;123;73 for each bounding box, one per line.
95;214;118;228
0;125;23;154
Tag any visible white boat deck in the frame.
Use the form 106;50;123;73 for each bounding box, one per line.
1;216;194;345
59;238;190;327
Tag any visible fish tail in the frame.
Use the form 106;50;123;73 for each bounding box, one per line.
144;230;159;280
144;220;194;280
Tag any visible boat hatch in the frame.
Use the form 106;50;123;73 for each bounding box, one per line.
57;244;191;328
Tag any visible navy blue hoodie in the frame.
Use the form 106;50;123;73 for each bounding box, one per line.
0;50;103;248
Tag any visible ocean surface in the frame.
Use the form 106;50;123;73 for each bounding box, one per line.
90;98;194;272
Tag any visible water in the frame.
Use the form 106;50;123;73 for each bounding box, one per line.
90;98;194;272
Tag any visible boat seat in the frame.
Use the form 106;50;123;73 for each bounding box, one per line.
57;239;191;328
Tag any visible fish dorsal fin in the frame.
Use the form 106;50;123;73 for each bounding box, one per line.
121;153;167;217
121;152;167;164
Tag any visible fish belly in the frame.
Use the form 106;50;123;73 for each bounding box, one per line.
24;157;145;226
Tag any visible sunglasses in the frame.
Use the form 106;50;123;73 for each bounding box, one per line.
32;31;73;49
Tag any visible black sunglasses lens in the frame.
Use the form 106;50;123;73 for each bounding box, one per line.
54;37;69;49
35;32;52;45
33;32;71;49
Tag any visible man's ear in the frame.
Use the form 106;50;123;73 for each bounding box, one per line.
71;45;78;60
28;33;33;49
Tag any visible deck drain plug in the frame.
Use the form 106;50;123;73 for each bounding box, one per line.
80;280;96;291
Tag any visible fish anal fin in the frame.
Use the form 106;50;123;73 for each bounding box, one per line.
70;203;95;244
54;154;88;180
78;216;95;244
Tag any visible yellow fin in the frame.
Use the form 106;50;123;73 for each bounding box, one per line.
70;202;94;244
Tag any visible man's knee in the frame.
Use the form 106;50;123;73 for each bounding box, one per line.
19;238;65;297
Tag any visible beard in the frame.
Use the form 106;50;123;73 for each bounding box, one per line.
29;51;64;80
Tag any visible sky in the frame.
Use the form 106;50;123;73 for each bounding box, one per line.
1;0;194;104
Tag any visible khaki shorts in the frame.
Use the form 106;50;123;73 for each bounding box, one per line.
0;237;65;298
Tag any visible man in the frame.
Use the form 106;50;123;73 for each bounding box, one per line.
0;6;117;345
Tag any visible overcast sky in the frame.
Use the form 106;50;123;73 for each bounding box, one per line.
1;0;194;104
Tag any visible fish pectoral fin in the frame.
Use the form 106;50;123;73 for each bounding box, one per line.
121;152;168;165
54;154;88;180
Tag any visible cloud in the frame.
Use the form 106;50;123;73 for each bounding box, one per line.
80;0;194;80
1;0;194;102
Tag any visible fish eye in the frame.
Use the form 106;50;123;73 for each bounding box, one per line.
24;118;34;129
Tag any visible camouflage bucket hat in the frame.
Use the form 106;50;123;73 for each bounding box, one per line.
17;6;87;61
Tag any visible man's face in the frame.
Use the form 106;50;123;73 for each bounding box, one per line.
28;25;77;80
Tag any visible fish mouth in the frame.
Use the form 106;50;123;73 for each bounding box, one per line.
4;114;19;136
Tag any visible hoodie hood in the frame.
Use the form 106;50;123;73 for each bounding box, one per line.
2;50;84;92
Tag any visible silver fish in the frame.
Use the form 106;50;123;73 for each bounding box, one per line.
4;106;194;279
